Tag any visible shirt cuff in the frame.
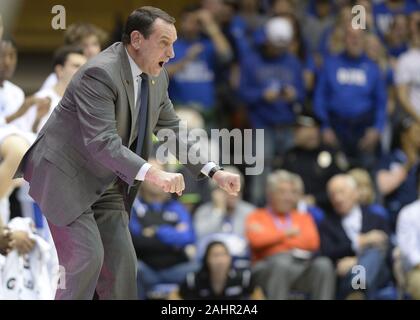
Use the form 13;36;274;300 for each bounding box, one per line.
201;162;217;177
351;238;360;253
135;163;152;181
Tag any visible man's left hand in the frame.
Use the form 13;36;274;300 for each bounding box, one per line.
212;170;241;196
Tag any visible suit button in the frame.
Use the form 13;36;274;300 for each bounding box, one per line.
96;190;102;195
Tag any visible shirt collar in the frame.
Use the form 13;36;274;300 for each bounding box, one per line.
343;205;362;223
125;47;142;80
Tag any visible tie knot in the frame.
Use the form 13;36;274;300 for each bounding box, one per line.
140;73;148;81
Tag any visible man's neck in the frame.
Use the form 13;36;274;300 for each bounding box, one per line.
125;44;144;72
53;81;67;97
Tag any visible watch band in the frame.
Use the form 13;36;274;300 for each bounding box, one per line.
208;165;224;178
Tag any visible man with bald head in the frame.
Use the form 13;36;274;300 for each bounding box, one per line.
319;174;392;299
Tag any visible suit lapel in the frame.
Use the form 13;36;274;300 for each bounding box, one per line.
118;44;136;142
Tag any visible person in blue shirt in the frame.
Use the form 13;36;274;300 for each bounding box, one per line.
314;26;387;170
166;4;232;121
385;14;409;58
238;16;304;205
238;17;304;131
376;118;420;232
373;0;418;41
129;159;199;299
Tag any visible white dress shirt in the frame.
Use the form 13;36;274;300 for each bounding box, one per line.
341;206;362;252
125;49;216;181
397;199;420;271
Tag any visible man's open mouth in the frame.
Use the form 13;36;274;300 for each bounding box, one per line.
158;61;164;67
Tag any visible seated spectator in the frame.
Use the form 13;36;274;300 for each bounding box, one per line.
376;118;420;230
349;168;390;221
281;114;348;210
0;40;24;129
395;11;420;124
194;166;255;240
396;176;420;300
129;160;199;299
18;45;86;134
170;240;264;300
246;170;335;300
314;26;387;170
40;22;107;91
320;174;393;300
0;40;53;131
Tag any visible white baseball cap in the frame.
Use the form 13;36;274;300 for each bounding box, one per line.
265;17;294;47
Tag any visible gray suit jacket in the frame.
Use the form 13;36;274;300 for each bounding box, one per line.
14;42;206;226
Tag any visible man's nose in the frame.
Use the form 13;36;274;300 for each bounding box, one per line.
167;45;175;59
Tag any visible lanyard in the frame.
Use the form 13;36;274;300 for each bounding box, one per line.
267;207;292;231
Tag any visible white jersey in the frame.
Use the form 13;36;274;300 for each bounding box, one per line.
39;73;58;91
395;48;420;115
17;87;62;134
0;80;26;132
0;218;58;300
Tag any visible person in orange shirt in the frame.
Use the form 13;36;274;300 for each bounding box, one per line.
246;170;335;299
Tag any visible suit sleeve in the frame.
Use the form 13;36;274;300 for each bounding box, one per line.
319;220;355;263
74;67;146;186
153;68;209;180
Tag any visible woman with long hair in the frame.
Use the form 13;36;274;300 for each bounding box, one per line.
170;240;264;299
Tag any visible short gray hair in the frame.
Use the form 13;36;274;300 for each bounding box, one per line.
266;170;300;194
328;174;358;191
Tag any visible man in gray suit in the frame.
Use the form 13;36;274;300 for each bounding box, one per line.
14;6;240;300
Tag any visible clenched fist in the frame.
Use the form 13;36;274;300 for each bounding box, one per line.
212;170;241;196
144;166;185;196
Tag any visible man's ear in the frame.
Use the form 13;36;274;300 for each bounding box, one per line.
54;65;63;78
130;30;142;50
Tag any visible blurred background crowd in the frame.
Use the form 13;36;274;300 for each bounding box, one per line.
1;0;420;300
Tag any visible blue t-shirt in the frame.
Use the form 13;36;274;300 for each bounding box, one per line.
167;37;216;110
314;53;387;130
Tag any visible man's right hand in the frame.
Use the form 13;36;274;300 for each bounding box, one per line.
285;226;300;237
359;230;388;249
144;166;185;196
